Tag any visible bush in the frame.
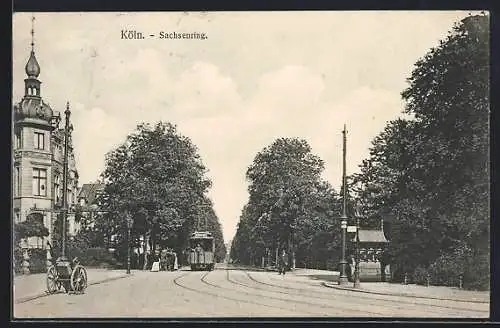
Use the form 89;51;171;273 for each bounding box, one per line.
412;266;430;286
463;250;489;291
14;244;24;275
429;248;467;287
82;247;119;268
428;244;489;290
28;249;47;273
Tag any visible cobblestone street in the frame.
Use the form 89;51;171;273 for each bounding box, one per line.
13;266;490;318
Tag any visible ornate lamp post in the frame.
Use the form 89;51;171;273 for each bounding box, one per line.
60;102;73;260
126;212;133;274
338;124;349;285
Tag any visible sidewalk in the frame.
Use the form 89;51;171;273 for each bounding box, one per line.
286;268;489;303
322;281;490;303
13;268;131;304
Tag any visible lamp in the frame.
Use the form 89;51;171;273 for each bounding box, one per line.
126;212;134;274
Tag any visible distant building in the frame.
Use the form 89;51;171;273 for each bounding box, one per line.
77;182;105;228
12;20;80;270
78;182;105;207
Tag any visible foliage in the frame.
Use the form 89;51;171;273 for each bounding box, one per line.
76;247;119;268
428;243;489;290
98;122;225;267
201;201;227;262
350;14;489;290
27;249;47;273
231;138;342;269
412;266;430;286
13;243;24;275
13;213;50;274
14;213;50;240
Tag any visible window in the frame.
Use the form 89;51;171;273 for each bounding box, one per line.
15;132;22;149
34;132;44;150
32;168;47;197
54;175;60;203
15;167;20;196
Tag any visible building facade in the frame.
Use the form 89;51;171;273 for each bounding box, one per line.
77;182;105;229
13;33;80;272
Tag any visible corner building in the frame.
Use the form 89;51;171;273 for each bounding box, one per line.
13;38;80;270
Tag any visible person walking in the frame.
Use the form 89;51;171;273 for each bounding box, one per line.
278;249;289;275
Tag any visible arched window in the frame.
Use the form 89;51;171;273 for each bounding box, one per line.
54;175;61;203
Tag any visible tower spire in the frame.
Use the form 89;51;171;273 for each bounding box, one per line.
25;14;41;88
31;15;35;52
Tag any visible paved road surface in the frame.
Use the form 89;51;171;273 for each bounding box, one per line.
14;267;489;318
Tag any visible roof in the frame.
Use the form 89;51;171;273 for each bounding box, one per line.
190;231;213;239
352;229;388;243
14;97;53;123
78;183;105;204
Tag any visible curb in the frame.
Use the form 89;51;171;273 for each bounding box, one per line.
15;273;132;304
321;282;489;304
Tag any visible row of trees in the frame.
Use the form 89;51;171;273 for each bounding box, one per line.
230;14;489;290
230;138;346;270
350;14;489;290
51;122;226;269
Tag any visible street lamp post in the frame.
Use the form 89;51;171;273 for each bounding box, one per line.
126;213;133;274
338;124;349;285
60;102;73;260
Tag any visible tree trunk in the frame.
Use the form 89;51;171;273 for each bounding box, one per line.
151;229;157;254
275;242;279;267
143;232;149;270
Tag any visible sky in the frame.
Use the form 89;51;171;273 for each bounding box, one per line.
12;11;475;242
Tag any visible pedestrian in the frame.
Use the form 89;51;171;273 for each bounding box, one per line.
278;249;289;275
195;244;203;253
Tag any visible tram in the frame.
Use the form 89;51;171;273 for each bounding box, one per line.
189;231;215;271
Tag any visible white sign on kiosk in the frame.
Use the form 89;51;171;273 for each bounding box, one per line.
347;226;357;233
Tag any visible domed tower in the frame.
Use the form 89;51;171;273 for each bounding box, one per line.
13;16;60;273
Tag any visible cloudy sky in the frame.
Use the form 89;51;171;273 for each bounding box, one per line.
13;11;473;241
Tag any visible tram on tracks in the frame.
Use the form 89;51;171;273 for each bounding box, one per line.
188;231;215;271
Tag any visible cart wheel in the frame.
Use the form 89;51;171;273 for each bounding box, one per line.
46;265;59;294
70;265;88;293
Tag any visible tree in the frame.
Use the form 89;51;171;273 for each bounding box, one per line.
100;122;222;268
231;138;342;268
351;13;489;289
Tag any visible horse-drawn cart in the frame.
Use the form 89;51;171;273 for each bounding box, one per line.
46;257;88;294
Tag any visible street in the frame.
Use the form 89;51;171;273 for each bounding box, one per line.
14;265;489;318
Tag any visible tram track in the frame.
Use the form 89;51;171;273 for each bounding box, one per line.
15;273;130;305
221;269;390;316
172;271;320;315
243;271;489;316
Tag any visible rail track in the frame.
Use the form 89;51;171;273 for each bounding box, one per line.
243;270;489;316
172;271;320;315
